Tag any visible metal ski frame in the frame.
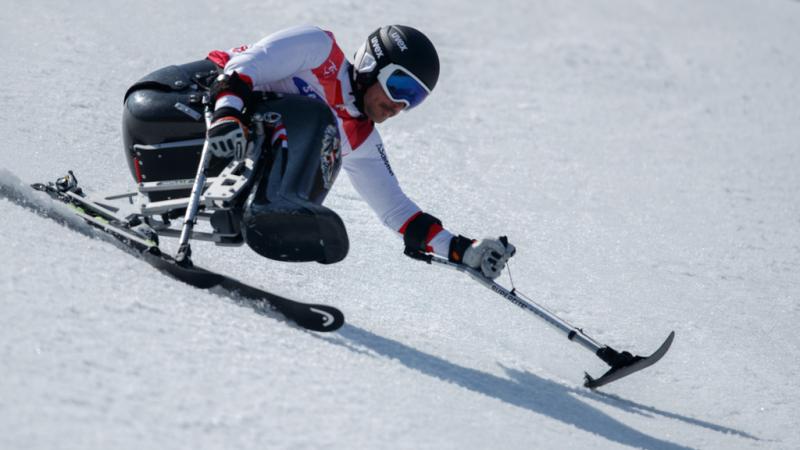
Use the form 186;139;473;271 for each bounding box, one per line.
66;104;277;257
22;179;346;333
172;101;273;263
424;254;674;388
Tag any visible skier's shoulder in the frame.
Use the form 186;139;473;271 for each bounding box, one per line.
208;25;336;69
260;24;337;52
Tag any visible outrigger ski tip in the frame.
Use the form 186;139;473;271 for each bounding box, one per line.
584;331;675;389
423;256;675;389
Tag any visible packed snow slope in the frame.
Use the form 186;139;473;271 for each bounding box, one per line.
2;0;799;448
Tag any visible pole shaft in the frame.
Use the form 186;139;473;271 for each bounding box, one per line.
431;257;604;354
175;107;214;257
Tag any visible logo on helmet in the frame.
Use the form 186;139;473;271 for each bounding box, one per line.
370;36;384;59
389;30;408;52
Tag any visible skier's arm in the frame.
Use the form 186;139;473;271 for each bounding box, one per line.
343;130;454;257
344;130;516;279
212;25;334;111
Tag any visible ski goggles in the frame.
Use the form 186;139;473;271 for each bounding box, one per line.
376;63;431;110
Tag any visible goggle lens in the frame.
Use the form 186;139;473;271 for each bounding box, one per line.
381;69;429;110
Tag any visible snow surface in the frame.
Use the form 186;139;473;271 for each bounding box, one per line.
2;0;800;448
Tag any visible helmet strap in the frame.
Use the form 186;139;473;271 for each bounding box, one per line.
348;64;367;116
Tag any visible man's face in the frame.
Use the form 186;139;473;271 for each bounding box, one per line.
363;82;406;123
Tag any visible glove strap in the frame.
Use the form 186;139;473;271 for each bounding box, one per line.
448;235;474;263
402;212;442;262
209;72;254;119
212;107;245;123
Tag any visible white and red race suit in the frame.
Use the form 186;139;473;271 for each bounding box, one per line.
207;25;455;257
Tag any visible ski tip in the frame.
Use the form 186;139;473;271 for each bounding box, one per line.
584;331;676;389
657;331;676;356
297;306;345;332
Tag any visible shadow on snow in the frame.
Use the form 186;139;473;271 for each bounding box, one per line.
0;172;760;447
317;324;759;450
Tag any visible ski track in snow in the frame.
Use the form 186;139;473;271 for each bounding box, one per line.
2;0;800;449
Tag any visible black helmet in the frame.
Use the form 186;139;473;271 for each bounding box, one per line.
353;25;440;108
